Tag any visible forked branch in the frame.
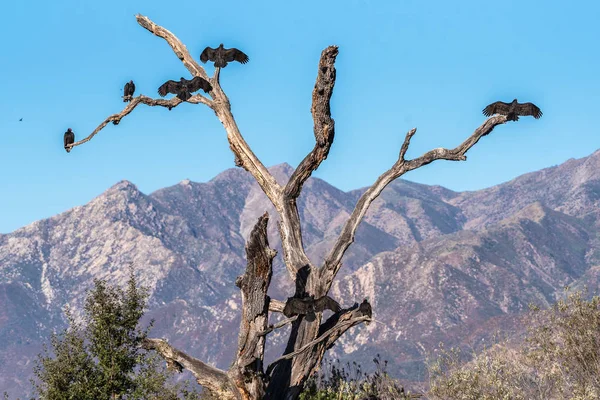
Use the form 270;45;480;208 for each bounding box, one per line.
265;303;372;377
321;115;508;284
66;94;213;151
275;46;340;277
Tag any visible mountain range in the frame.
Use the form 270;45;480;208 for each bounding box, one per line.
2;149;600;397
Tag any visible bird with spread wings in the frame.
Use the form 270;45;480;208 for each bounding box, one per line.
482;99;543;121
157;76;213;101
200;44;249;68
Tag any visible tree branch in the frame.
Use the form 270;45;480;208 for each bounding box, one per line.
258;315;299;337
321;115;508;284
135;15;209;81
399;128;417;161
142;338;239;399
66;95;212;151
265;303;372;377
268;298;287;313
273;46;340;278
230;213;276;400
284;46;338;199
135;13;283;209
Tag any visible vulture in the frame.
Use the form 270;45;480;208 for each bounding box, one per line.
64;128;75;153
123;80;135;102
283;295;342;322
19;118;23;122
359;299;372;320
482;99;543;121
157;76;213;101
200;44;249;68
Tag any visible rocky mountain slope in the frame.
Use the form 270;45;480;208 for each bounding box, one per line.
2;150;600;397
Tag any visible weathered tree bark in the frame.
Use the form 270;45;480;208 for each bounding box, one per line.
230;212;275;399
70;14;515;400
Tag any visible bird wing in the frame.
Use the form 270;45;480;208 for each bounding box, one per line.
224;48;249;64
158;80;180;97
314;296;342;313
64;132;74;146
283;297;313;317
200;47;216;63
516;102;543;119
130;81;135;93
124;82;131;93
188;76;213;93
482;101;512;117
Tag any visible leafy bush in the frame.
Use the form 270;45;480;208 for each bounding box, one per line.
30;266;201;400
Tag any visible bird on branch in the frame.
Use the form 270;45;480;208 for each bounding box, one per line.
63;128;75;153
283;295;342;322
200;44;249;68
482;99;543;121
123;80;135;102
359;298;372;323
158;76;213;101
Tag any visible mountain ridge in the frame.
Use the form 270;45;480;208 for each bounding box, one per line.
2;150;600;396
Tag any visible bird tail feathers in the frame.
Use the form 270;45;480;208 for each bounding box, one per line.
178;91;192;101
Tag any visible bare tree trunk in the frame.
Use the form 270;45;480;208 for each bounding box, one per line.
70;14;516;400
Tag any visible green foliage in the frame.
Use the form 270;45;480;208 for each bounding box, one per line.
31;266;201;400
427;288;600;400
299;354;417;400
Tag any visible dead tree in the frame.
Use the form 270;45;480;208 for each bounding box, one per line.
66;14;512;400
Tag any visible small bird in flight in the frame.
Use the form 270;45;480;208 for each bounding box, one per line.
200;44;249;68
482;99;543;121
157;76;213;101
64;128;75;153
19;118;23;122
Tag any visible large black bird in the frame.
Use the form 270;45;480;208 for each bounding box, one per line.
157;76;213;101
283;295;342;322
482;99;543;121
200;44;249;68
123;80;135;102
64;128;75;153
359;299;372;320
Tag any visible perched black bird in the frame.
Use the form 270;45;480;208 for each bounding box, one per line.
200;44;249;68
283;295;342;322
359;298;372;320
157;76;213;101
123;80;135;102
482;99;543;121
64;128;75;153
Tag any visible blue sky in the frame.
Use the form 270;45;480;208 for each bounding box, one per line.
0;0;598;233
